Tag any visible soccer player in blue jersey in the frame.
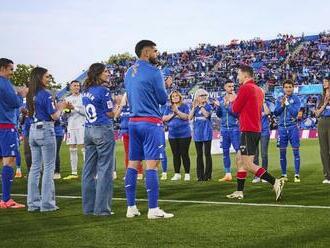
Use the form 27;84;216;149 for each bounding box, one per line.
214;81;240;182
81;63;115;216
124;40;174;219
274;79;301;182
0;58;28;209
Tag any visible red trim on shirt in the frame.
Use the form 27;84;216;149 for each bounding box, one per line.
0;123;15;129
129;117;163;124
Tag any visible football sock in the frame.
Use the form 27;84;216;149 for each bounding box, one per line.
125;168;137;207
293;149;300;175
161;153;167;173
256;167;276;185
2;165;14;202
70;148;78;175
280;149;287;175
145;169;159;209
16;151;21;169
237;171;247;191
223;148;231;173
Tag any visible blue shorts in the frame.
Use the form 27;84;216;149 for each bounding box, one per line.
128;121;165;161
277;126;300;148
0;128;18;157
221;129;240;151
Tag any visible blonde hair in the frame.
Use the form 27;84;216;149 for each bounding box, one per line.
194;89;209;100
169;90;183;104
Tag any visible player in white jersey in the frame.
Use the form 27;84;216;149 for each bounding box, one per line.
63;80;86;180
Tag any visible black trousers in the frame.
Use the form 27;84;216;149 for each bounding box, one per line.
318;118;330;180
55;136;63;173
194;140;212;181
23;136;32;172
169;137;191;173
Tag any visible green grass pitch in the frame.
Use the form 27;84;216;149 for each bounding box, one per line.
1;139;330;247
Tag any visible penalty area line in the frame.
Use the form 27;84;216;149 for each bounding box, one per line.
10;193;330;210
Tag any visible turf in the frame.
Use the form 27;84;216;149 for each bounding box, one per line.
1;139;330;248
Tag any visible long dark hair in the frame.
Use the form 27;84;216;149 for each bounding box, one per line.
83;63;106;90
27;67;48;117
318;77;330;108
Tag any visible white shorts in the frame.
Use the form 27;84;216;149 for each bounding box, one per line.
67;128;84;145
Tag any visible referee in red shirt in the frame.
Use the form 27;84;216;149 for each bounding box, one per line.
226;65;285;201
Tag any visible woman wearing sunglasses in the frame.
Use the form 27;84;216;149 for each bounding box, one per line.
189;89;213;181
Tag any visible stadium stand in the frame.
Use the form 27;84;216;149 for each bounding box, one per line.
72;32;330;130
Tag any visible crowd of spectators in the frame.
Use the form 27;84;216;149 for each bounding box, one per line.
286;32;330;85
76;32;330;129
102;32;329;96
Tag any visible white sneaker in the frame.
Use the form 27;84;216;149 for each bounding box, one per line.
226;191;244;199
147;207;174;219
126;205;141;218
261;179;268;183
280;175;288;182
171;173;181;181
160;172;167;180
322;179;330;184
273;178;285;201
252;177;261;183
113;171;117;180
53;173;61;180
184;174;190;181
137;174;143;180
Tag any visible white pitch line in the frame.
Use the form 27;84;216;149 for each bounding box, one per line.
11;194;330;210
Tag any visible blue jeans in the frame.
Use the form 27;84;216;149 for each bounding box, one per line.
82;125;115;215
28;122;57;212
253;135;270;170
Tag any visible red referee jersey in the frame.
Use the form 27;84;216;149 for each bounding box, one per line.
231;79;263;132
